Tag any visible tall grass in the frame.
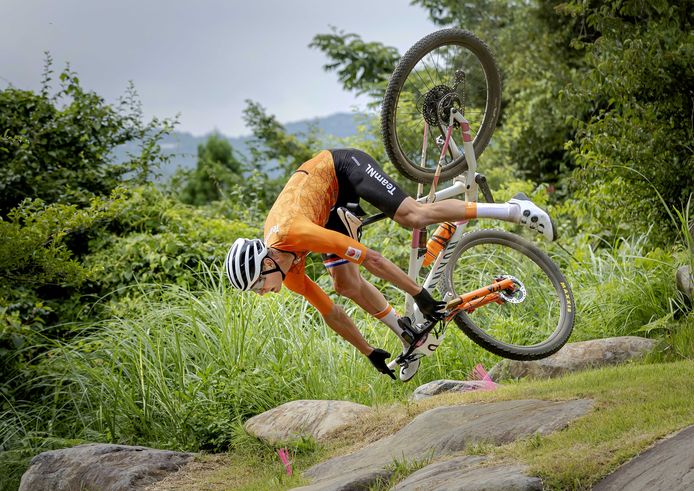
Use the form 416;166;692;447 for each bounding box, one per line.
564;233;684;340
25;276;392;452
2;227;691;490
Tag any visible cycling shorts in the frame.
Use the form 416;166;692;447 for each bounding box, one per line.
323;149;409;268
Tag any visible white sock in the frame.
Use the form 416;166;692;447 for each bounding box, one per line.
475;203;518;221
374;305;409;349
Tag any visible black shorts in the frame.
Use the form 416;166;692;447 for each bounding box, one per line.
322;149;409;265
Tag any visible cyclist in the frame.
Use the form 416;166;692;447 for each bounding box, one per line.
225;149;554;381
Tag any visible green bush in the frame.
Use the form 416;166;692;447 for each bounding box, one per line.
0;185;258;408
561;0;694;241
0;58;173;216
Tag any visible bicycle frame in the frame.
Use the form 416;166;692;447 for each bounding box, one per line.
359;109;498;367
403;109;482;324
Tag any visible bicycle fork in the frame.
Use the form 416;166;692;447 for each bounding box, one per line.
444;277;517;321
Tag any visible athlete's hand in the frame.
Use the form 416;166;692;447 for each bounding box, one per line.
413;288;446;320
367;348;396;380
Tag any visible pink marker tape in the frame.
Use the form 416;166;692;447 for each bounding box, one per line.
277;448;293;476
471;363;497;391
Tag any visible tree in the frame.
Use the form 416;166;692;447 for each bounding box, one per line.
565;0;694;240
179;133;243;206
242;100;319;179
309;27;400;98
0;56;174;216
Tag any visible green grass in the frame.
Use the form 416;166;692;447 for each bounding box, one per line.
485;360;694;489
146;359;694;490
1;232;692;490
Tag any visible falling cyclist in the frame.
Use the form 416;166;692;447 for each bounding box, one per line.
225;149;554;381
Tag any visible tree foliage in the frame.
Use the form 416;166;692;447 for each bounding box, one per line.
565;0;694;240
0;56;174;217
242;100;319;174
309;27;400;97
179;133;243;206
0;64;259;408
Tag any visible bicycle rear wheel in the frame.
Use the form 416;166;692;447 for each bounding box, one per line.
441;229;574;360
381;29;502;183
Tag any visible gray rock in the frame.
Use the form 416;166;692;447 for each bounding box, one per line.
676;265;693;307
594;425;694;491
489;336;657;381
294;398;592;490
392;455;542;491
244;399;371;445
412;379;495;401
19;443;194;491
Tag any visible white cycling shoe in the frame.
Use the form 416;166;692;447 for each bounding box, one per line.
398;330;445;382
400;357;421;382
508;192;556;241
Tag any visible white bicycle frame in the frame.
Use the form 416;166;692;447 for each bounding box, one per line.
403;110;482;325
381;109;484;371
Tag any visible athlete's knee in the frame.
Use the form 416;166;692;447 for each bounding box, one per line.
332;272;363;299
394;199;430;229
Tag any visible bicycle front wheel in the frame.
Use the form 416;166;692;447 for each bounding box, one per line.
441;230;574;360
381;29;502;183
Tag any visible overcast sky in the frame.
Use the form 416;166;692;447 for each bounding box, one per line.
0;0;438;136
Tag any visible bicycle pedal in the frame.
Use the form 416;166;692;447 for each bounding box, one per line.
397;352;423;366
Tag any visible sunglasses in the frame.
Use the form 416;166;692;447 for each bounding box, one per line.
250;255;286;292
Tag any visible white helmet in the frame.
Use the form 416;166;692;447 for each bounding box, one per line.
225;238;267;291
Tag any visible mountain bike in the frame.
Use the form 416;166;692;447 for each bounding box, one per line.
362;29;575;372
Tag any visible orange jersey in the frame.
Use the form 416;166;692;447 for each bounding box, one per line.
264;150;368;315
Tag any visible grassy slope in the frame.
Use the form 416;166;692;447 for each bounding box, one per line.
149;359;694;491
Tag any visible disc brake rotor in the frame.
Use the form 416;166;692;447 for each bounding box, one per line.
496;275;527;304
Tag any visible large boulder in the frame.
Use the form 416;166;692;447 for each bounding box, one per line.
489;336;657;381
19;444;194;491
294;398;592;490
594;425;694;490
392;455;542;491
411;379;495;401
244;399;371;445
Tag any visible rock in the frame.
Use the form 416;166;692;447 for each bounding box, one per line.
244;399;371;445
593;425;694;490
676;265;693;308
411;379;495;401
294;398;592;490
392;455;542;491
489;336;657;381
19;443;194;491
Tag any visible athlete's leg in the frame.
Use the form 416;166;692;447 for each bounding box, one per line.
393;194;554;240
393;197;512;229
328;261;384;314
332;149;553;240
326;261;409;348
327;261;421;381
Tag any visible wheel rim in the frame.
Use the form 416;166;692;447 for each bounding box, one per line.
392;39;494;176
448;239;568;350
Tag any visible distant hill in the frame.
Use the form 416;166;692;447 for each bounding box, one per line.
113;112;366;180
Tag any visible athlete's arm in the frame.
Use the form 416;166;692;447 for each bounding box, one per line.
361;248;421;296
284;272;374;355
323;304;373;356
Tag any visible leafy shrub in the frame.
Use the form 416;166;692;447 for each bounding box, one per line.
1;185;257;407
0;57;173;216
561;0;694;242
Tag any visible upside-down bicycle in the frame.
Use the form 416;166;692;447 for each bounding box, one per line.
358;29;575;374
